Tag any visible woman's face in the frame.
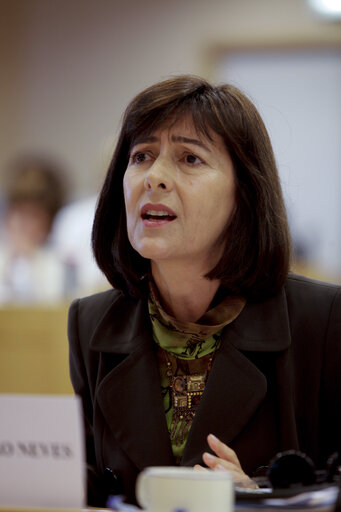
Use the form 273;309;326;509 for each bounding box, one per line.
123;116;236;272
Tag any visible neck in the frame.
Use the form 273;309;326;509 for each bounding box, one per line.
151;260;221;323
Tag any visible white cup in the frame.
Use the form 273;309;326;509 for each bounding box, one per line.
136;466;234;512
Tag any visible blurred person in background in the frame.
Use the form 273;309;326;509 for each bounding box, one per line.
0;156;67;304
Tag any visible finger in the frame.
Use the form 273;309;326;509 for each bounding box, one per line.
202;451;219;468
216;463;233;473
207;434;241;468
203;452;239;473
203;454;246;484
213;460;258;488
194;464;208;472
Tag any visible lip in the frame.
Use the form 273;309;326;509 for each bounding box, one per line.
140;203;177;227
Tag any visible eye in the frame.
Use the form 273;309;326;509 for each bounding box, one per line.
130;151;152;165
183;153;204;166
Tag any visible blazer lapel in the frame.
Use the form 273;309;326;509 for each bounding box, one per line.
182;287;292;465
182;340;267;465
90;294;174;469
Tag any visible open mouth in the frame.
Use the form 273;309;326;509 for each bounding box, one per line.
141;204;177;223
142;209;176;222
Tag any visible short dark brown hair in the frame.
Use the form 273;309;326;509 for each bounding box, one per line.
92;75;291;300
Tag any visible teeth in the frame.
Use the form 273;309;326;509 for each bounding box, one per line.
146;210;171;216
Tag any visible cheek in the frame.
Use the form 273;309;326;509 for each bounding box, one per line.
123;174;136;216
123;170;144;202
123;173;131;205
225;185;237;219
200;185;236;239
220;174;236;213
205;179;236;217
123;176;133;231
123;172;143;232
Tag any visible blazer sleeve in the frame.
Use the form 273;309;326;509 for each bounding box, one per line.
68;299;116;506
68;299;96;464
319;286;341;464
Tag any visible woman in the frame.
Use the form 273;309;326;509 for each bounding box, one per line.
68;75;341;506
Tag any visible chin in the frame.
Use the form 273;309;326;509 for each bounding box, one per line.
132;240;174;261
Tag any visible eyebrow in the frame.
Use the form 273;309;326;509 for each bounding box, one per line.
131;135;211;152
132;136;158;146
171;136;211;152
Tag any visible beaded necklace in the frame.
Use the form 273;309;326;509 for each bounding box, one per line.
162;347;216;446
148;279;246;458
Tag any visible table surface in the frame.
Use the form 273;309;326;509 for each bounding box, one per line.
0;508;110;512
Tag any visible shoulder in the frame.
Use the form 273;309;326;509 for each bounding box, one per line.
286;272;340;292
283;273;341;341
68;289;117;350
285;273;341;310
68;288;148;347
69;288;125;330
71;287;123;310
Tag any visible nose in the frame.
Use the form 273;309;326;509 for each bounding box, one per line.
144;158;173;192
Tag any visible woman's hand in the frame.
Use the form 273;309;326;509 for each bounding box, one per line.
195;433;258;488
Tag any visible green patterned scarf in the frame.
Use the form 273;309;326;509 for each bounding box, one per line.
148;280;246;461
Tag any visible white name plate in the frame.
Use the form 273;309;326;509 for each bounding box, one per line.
0;394;85;508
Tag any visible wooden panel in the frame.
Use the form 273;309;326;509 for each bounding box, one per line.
0;306;73;394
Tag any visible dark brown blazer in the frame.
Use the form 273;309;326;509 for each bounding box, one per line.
68;273;341;506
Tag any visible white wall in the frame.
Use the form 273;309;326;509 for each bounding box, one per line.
217;49;341;277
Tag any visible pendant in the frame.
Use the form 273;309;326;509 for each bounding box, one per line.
170;373;207;445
